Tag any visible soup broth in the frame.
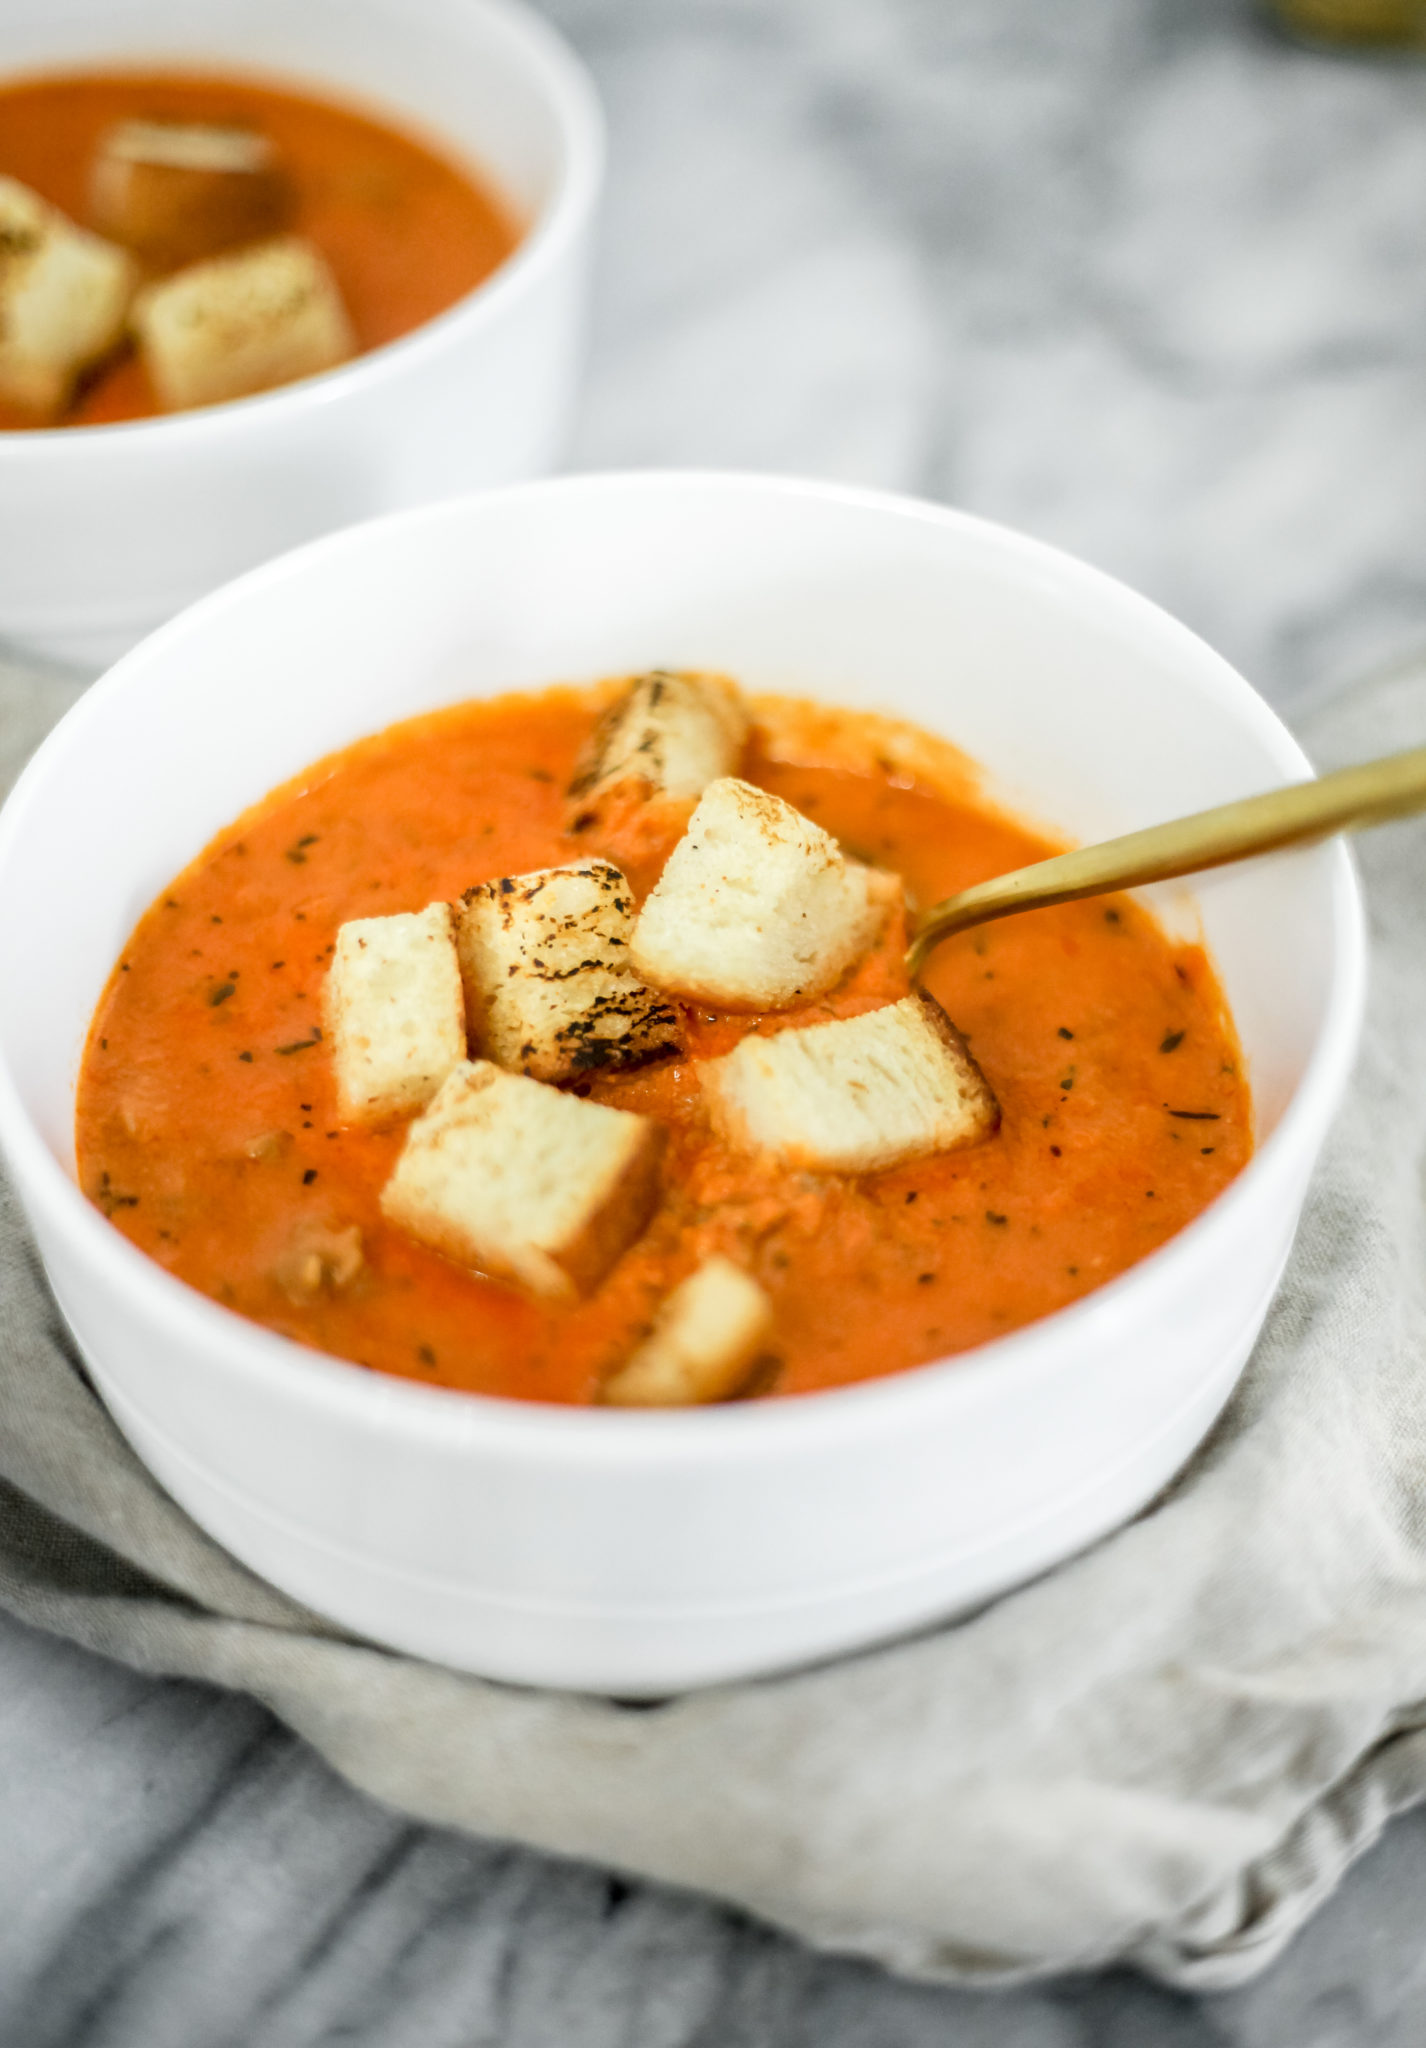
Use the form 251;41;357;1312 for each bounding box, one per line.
75;685;1253;1405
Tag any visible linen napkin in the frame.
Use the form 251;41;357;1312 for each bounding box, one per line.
2;650;1425;1992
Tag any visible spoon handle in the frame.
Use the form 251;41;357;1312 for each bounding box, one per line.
906;743;1426;978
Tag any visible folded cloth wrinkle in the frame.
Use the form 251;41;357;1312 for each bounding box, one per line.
2;652;1426;1990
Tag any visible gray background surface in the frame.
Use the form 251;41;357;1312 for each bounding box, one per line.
5;1;1426;2040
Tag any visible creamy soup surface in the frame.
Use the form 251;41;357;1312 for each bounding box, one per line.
76;684;1253;1404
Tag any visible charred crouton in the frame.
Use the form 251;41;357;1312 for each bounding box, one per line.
0;176;135;417
568;671;749;824
629;777;885;1009
132;235;354;412
601;1257;775;1407
90;119;293;269
701;992;998;1174
458;859;681;1083
380;1061;665;1301
324;903;466;1123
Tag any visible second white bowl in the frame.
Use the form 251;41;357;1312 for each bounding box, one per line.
0;0;603;667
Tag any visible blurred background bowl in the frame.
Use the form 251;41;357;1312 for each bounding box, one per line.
0;0;603;669
0;472;1366;1693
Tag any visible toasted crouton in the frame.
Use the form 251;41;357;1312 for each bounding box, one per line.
458;859;681;1083
629;778;885;1009
0;177;135;417
569;671;749;821
324;903;466;1123
380;1061;665;1301
132;235;354;412
90;118;293;268
601;1257;775;1407
701;992;998;1173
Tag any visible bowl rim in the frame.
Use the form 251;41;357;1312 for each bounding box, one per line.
0;469;1369;1467
0;0;605;453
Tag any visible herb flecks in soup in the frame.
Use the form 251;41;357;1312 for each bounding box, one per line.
76;683;1252;1405
0;69;517;427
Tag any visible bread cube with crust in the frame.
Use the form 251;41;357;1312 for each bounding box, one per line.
601;1257;775;1407
458;859;681;1084
90;118;293;268
380;1061;665;1301
629;777;884;1009
701;992;998;1174
324;903;466;1124
568;670;749;821
0;176;135;417
132;235;354;412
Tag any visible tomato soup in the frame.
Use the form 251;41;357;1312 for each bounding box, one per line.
0;68;518;428
75;686;1252;1404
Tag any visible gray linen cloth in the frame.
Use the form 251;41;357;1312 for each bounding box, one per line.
2;652;1425;1994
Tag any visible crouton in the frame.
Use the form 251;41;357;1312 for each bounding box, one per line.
380;1061;665;1301
324;903;466;1124
132;235;354;412
601;1257;775;1407
90;118;293;269
629;778;885;1008
701;992;998;1173
568;670;749;820
0;176;135;417
457;859;681;1083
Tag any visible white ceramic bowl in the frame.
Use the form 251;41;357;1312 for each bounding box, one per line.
0;0;602;668
0;474;1366;1694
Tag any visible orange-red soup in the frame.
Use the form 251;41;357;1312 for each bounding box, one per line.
76;688;1252;1405
0;68;518;428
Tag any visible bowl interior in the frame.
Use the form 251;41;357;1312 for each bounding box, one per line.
0;475;1343;1210
1;0;583;228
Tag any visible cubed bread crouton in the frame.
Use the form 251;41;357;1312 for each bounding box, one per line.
0;176;135;416
324;903;466;1123
629;777;885;1008
132;235;354;412
90;118;293;268
457;859;681;1083
601;1257;775;1407
701;992;998;1174
569;671;749;821
380;1061;665;1301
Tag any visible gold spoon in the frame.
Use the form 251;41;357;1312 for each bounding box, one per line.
906;742;1426;979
